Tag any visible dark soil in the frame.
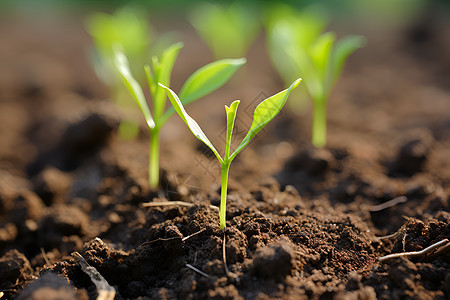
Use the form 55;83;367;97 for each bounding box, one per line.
0;11;449;300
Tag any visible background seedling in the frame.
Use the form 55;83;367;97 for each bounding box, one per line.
115;45;245;189
161;78;301;230
86;6;177;139
265;4;365;148
188;2;261;59
87;7;153;139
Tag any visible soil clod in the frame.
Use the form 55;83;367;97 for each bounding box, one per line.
393;129;434;175
16;272;81;300
251;238;295;281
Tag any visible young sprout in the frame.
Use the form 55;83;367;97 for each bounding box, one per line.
160;78;301;230
188;2;261;59
86;7;154;139
114;44;246;189
265;5;366;148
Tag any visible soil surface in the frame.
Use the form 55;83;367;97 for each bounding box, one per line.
0;11;449;300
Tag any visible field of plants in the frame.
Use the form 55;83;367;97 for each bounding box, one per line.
0;1;449;299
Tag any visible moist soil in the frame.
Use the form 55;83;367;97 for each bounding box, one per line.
0;13;449;300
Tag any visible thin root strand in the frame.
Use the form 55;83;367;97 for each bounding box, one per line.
369;196;408;212
379;238;450;263
142;201;219;211
186;264;209;278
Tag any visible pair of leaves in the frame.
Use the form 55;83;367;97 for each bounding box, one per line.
308;33;366;100
114;44;246;131
265;5;365;103
160;78;301;166
294;33;365;103
281;31;365;103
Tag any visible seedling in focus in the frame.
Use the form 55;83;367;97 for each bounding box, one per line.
115;45;245;188
161;78;301;229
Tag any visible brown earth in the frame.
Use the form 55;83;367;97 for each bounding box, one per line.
0;10;449;300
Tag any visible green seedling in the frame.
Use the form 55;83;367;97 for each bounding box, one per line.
114;44;246;189
188;2;261;59
265;5;365;148
87;7;153;139
160;78;301;230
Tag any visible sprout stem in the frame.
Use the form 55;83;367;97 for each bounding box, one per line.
312;100;327;148
220;163;231;230
149;130;160;188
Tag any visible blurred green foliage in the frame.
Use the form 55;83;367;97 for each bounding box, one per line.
1;0;439;22
265;4;366;148
85;6;154;139
86;6;152;86
188;2;261;59
265;4;328;87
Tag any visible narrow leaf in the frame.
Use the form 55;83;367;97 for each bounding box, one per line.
224;100;240;160
144;65;155;95
230;78;301;160
114;49;155;129
330;35;366;86
308;31;336;87
153;42;183;122
179;58;246;105
159;83;223;164
287;47;322;101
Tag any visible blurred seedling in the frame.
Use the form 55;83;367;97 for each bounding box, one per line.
160;78;301;230
188;2;261;59
86;7;175;139
115;45;245;188
86;7;151;138
265;4;366;148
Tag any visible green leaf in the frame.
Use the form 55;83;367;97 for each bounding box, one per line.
179;58;246;105
264;3;327;51
159;57;246;126
86;12;115;54
330;35;366;86
265;20;299;85
159;83;223;164
308;32;336;89
286;47;322;102
144;65;156;97
86;8;152;85
294;7;328;49
230;78;301;160
153;42;183;122
114;49;155;129
224;100;240;160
